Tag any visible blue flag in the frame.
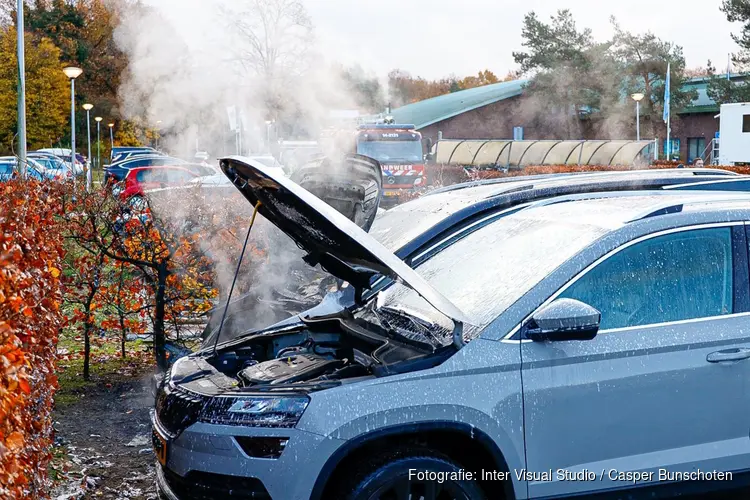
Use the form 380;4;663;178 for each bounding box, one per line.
663;62;671;123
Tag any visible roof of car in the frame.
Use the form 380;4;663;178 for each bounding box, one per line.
371;169;750;255
517;190;750;227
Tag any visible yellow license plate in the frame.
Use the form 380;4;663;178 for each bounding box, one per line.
152;426;168;466
384;191;400;197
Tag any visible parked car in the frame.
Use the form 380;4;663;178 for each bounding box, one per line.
111;146;159;163
118;165;208;199
28;152;75;178
111;149;166;165
104;156;190;182
0;156;59;181
36;148;85;175
154;160;750;500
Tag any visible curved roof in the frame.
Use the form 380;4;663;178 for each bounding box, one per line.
434;140;653;167
390;79;528;129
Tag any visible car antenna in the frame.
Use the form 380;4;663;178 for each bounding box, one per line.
210;200;262;358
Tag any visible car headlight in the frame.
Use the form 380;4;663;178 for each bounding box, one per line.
201;395;310;427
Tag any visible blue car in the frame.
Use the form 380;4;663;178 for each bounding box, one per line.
0;157;56;181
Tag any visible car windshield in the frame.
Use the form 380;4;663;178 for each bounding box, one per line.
357;140;422;163
367;202;621;344
32;157;61;170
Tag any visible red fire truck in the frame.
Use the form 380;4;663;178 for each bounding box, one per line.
354;123;427;203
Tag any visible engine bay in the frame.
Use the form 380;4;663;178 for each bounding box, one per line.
192;314;455;393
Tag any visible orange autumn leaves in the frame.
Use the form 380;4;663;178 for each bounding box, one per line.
0;180;65;499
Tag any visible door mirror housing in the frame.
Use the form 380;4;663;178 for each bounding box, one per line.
524;298;600;342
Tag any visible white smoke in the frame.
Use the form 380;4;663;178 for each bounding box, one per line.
113;0;363;159
113;0;370;336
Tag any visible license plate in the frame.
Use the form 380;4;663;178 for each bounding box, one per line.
152;426;168;466
384;190;400;197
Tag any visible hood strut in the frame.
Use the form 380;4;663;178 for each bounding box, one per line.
209;201;262;357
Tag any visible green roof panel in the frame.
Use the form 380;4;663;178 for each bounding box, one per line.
391;79;528;129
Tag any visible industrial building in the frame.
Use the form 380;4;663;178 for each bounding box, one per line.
390;75;741;164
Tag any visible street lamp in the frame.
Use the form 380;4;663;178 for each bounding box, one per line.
82;103;93;190
108;122;114;152
631;93;645;141
63;66;83;177
265;120;274;152
95;117;102;170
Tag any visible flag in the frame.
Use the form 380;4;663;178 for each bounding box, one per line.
663;62;671;124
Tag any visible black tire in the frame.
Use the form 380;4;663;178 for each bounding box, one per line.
336;446;487;500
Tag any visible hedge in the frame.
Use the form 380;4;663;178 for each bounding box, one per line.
0;180;64;498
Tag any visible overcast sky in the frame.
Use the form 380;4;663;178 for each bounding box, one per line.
306;0;739;79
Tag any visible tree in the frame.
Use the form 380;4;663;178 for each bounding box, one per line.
708;1;750;103
0;26;68;153
387;69;456;105
228;0;313;81
610;18;697;138
114;119;145;147
457;70;500;90
63;185;219;370
339;65;386;113
513;10;594;74
62;247;106;380
24;0;129;115
721;0;750;65
97;261;148;358
513;9;616;138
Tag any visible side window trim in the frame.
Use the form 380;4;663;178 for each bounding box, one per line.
505;222;744;341
732;225;750;313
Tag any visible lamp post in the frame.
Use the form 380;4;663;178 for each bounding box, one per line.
631;93;645;142
82;103;93;190
95;117;102;170
108;122;114;152
63;67;83;177
17;0;27;179
156;120;162;150
265;120;274;152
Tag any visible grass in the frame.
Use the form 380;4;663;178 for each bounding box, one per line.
89;167;105;185
56;334;152;407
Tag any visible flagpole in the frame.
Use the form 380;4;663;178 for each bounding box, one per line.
666;112;671;160
664;62;671;160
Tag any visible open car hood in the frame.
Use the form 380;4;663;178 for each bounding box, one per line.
220;156;470;327
290;154;382;232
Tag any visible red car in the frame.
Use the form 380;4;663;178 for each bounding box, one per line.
120;165;208;199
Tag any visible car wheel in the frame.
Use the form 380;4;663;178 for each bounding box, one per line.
337;447;486;500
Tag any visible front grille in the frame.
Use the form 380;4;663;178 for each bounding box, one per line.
155;382;207;436
161;466;271;499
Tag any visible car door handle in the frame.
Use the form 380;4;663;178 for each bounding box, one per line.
707;348;750;363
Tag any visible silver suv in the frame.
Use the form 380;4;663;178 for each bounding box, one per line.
154;159;750;500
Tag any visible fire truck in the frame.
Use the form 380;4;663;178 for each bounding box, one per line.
353;122;427;203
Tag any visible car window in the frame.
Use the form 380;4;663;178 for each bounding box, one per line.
559;227;734;330
374;206;616;341
0;162;13;179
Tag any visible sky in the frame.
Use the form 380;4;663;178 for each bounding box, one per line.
306;0;739;79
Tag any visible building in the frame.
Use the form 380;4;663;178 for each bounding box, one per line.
391;75;739;163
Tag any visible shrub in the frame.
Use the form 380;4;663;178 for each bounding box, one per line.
0;180;65;498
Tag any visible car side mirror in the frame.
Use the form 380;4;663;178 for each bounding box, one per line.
524;298;600;342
